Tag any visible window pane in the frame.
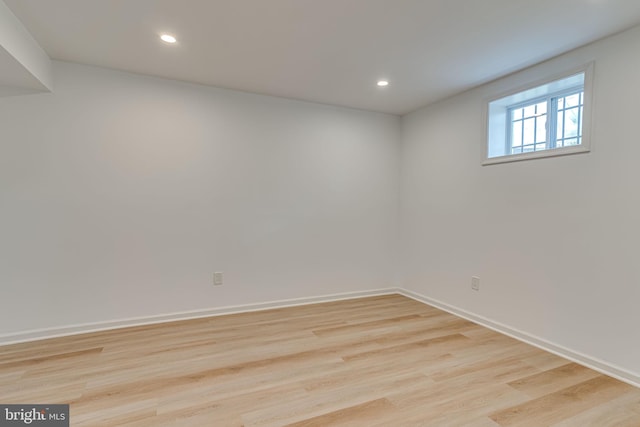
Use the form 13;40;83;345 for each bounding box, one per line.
523;118;535;145
579;106;583;136
512;146;523;154
557;97;564;109
523;145;534;153
564;107;579;138
564;138;578;146
524;105;536;118
535;143;546;151
557;111;564;140
537;102;547;115
513;108;523;120
536;116;547;143
566;93;580;108
512;121;522;147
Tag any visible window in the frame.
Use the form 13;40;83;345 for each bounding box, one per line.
485;64;593;164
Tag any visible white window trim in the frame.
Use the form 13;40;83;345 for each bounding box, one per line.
482;62;594;165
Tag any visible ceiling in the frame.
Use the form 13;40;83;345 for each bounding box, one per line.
4;0;640;115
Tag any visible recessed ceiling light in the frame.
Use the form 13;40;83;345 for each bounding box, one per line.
160;34;177;44
377;80;389;87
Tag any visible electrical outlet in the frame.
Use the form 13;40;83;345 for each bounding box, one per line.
471;276;480;291
213;272;224;286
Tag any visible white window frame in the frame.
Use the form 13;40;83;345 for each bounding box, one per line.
483;62;594;165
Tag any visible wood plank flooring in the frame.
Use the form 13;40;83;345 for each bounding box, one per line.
1;294;639;426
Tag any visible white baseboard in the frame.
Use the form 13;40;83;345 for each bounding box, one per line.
0;288;399;346
398;288;640;388
3;286;638;389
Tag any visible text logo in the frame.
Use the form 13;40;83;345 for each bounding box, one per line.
0;405;68;426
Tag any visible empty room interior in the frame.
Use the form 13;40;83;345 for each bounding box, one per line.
2;1;640;426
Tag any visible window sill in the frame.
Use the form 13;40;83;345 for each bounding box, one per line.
482;144;590;166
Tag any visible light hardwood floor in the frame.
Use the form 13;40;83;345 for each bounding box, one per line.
1;294;639;426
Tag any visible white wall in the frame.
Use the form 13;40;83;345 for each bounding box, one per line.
400;26;640;378
0;61;400;336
